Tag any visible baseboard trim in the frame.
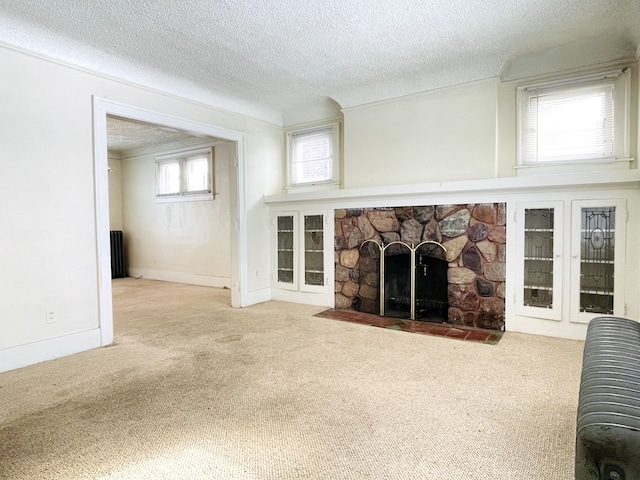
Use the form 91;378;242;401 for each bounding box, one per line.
0;328;102;373
127;268;231;289
271;289;334;307
244;287;271;306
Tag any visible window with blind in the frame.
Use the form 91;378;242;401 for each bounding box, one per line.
286;124;339;187
517;69;630;166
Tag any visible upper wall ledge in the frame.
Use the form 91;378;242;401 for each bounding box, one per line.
263;169;640;207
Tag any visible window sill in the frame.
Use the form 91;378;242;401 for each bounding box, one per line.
155;193;215;203
515;158;633;176
285;182;340;194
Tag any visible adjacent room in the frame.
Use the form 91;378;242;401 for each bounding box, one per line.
106;116;235;290
1;1;639;478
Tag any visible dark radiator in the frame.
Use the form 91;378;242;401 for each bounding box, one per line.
109;230;126;279
576;316;640;480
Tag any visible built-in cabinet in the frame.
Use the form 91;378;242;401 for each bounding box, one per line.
264;170;640;340
515;198;627;326
302;214;325;288
516;201;564;320
272;211;332;295
570;199;626;324
276;215;295;284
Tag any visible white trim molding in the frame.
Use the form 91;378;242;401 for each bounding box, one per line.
0;329;101;374
264;169;640;209
126;269;231;289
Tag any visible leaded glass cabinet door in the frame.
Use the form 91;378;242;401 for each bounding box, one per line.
571;199;626;324
274;213;298;290
302;213;325;292
515;202;563;320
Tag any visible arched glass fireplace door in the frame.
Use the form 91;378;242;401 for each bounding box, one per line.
361;240;447;321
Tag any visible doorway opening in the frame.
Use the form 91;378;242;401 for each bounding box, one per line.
106;115;233;285
93;98;247;347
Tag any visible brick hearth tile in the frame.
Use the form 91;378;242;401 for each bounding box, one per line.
410;322;434;333
380;318;401;328
465;330;491;342
428;325;452;337
314;309;502;344
445;328;469;339
370;318;389;327
345;317;367;325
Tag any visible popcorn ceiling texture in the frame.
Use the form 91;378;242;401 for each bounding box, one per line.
106;117;220;155
0;0;638;123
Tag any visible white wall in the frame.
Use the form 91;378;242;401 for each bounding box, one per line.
0;44;282;372
121;142;232;287
343;64;639;188
342;79;499;188
108;153;123;231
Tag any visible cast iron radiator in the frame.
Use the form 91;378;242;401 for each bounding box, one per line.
110;230;126;279
576;316;640;480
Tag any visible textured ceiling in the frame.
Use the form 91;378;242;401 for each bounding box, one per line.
0;0;639;125
106;116;222;156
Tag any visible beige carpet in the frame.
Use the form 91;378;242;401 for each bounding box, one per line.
0;278;584;479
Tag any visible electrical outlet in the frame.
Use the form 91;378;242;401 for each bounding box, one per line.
45;309;55;324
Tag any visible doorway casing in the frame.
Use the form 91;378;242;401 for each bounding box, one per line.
93;97;248;346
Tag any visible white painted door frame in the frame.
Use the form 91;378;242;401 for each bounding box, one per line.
92;97;248;346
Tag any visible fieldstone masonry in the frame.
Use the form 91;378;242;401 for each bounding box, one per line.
334;204;506;330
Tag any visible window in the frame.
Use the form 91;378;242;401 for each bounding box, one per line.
518;69;630;166
286;124;339;188
156;148;214;201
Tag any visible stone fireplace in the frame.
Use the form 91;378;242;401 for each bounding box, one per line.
334;204;506;331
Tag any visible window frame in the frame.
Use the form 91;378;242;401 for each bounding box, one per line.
516;68;631;168
155;147;214;202
286;123;340;189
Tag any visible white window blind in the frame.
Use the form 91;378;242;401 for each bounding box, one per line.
519;76;617;164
